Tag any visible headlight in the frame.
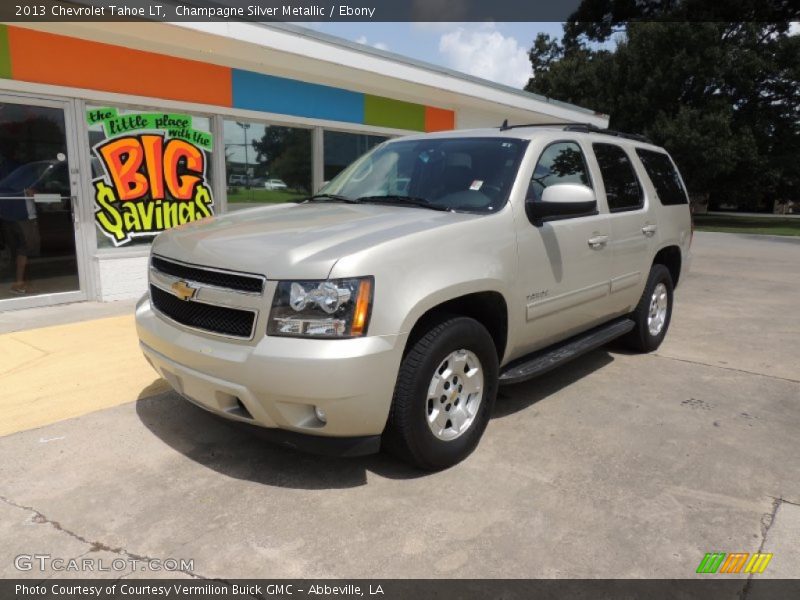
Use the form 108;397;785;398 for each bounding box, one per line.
267;277;373;338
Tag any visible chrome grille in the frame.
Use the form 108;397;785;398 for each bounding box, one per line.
150;285;256;339
151;255;264;294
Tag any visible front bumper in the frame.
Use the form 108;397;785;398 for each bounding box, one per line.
135;295;406;445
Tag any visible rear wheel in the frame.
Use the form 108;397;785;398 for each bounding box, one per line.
383;316;498;470
624;264;674;353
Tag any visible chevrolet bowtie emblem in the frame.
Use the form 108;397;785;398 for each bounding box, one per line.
171;280;197;301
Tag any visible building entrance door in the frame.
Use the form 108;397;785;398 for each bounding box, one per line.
0;95;87;310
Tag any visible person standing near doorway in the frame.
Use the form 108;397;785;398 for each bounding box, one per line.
0;186;40;295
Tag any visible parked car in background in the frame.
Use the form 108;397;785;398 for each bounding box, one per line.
137;123;692;470
263;179;288;190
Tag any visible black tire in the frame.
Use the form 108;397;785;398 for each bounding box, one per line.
624;264;674;353
383;316;499;470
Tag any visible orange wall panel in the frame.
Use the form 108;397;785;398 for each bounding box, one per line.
425;105;455;132
7;27;232;107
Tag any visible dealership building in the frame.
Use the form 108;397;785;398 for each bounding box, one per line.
0;21;607;311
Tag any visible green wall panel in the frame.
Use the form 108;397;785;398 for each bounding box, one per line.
364;95;425;131
0;25;11;80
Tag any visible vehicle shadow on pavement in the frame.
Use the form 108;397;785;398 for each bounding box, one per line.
492;349;614;418
134;387;426;490
134;350;614;490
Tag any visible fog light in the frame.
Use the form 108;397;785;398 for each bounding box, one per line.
314;406;327;424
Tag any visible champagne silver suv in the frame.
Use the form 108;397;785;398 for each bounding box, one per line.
136;123;692;469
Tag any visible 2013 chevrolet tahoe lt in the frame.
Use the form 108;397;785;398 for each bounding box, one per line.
136;123;692;469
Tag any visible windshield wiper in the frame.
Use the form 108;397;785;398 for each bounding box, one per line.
300;193;360;204
355;195;451;212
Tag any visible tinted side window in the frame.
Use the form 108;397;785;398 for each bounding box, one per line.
636;149;689;205
593;143;642;211
529;141;591;202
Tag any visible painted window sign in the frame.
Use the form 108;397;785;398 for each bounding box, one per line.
88;107;214;247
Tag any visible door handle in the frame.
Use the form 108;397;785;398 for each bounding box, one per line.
642;224;657;237
587;235;608;249
70;196;80;228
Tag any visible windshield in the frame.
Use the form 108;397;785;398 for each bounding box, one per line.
319;137;528;213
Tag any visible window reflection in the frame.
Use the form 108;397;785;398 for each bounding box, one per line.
324;131;388;183
224;120;311;208
593;143;643;211
529;142;591;202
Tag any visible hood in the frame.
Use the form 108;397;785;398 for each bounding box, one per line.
151;202;477;280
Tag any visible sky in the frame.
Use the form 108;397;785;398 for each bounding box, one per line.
295;22;567;88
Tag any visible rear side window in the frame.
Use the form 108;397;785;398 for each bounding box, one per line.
529;141;591;202
636;149;689;205
592;143;643;211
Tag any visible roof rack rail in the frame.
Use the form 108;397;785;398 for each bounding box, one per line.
499;119;575;131
499;119;652;144
562;123;652;143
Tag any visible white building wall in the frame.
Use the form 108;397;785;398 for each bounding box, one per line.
96;255;149;301
456;107;510;129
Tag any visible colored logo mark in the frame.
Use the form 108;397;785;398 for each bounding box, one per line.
696;552;773;574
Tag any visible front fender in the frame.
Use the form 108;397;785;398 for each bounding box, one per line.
328;209;519;338
395;280;509;338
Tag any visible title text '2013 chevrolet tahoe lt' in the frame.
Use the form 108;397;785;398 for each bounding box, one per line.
136;123;692;469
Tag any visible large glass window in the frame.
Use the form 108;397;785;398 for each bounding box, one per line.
87;105;215;249
224;120;311;209
321;137;527;213
528;141;591;202
636;149;689;206
323;131;388;183
593;143;643;211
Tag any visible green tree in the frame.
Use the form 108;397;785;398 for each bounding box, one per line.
252;126;312;192
526;11;799;210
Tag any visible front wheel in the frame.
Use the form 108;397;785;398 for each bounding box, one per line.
383;316;499;470
624;264;674;353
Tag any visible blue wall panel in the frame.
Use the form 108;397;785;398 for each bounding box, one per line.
232;69;364;124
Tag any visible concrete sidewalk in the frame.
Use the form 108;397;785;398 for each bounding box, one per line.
0;298;137;334
0;311;167;437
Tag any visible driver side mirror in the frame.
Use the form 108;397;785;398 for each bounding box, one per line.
526;183;597;224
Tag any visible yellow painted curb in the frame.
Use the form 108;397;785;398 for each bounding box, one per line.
0;315;169;437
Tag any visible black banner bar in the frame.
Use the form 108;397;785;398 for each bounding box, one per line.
3;579;800;600
1;0;797;22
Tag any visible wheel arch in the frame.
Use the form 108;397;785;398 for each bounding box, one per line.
652;245;682;288
403;291;509;364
